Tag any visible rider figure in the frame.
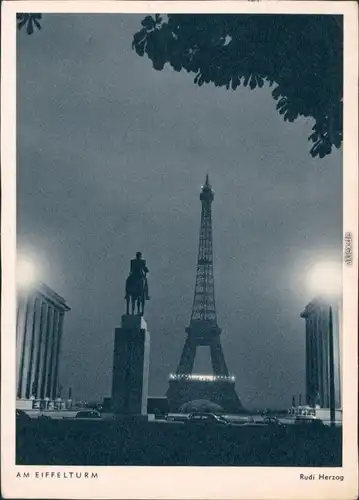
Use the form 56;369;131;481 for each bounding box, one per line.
130;252;150;300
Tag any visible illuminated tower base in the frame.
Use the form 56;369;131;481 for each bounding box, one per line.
167;375;243;413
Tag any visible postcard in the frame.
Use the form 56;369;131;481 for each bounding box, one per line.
1;1;358;499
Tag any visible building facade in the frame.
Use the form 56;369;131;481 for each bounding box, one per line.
16;283;70;404
300;298;341;409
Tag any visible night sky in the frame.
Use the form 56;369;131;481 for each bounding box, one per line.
17;14;342;409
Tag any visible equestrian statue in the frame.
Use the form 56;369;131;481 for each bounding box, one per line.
125;252;150;316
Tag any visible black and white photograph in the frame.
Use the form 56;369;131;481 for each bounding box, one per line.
1;1;358;499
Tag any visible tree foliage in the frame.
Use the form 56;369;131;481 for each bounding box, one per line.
133;14;343;159
17;14;42;35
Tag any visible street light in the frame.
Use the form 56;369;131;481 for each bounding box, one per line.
307;261;342;299
17;254;39;291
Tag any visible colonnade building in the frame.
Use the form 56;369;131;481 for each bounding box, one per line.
16;283;70;406
300;297;341;409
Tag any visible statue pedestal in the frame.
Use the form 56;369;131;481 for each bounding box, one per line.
111;315;150;415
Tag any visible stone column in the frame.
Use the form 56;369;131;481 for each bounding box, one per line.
321;309;330;408
16;294;29;398
316;311;323;406
309;318;316;406
40;305;54;398
19;296;36;399
37;302;49;399
305;320;310;405
32;300;47;399
50;312;64;399
45;309;59;398
27;297;42;398
306;319;312;406
25;297;39;398
311;317;318;405
112;315;150;415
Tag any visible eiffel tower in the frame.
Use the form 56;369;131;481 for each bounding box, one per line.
166;175;244;413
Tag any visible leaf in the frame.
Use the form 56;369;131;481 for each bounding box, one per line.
26;18;34;35
249;75;256;89
17;17;28;30
33;18;42;30
231;76;240;90
17;13;42;34
141;16;155;31
272;86;281;100
309;132;319;142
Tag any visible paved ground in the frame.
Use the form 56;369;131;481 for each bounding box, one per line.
21;409;342;427
16;417;342;466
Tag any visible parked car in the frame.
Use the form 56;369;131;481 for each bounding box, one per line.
185;413;231;426
154;412;167;420
75;410;102;419
38;414;52;420
165;413;188;422
294;415;324;427
263;416;282;426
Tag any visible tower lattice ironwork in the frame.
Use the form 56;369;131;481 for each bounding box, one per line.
191;174;217;323
167;176;243;412
175;175;229;377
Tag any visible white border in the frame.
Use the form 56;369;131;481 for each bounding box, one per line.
1;2;358;499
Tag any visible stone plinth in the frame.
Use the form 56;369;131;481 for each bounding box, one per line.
111;315;150;415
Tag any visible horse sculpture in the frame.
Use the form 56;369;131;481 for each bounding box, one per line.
125;273;146;316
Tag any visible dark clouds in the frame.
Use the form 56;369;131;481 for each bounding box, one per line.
17;14;342;408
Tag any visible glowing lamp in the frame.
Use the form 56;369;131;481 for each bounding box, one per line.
17;256;38;291
307;261;342;299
